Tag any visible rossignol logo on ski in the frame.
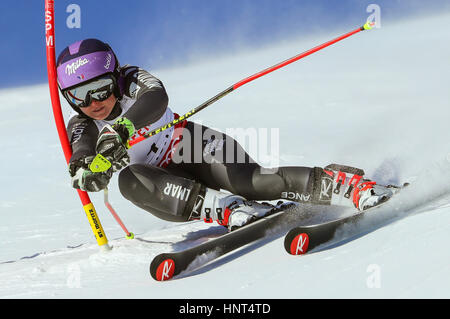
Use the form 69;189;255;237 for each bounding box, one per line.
155;259;175;281
164;183;191;201
289;233;309;255
65;58;89;75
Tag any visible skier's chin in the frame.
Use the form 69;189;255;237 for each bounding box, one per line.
89;106;110;120
81;95;116;120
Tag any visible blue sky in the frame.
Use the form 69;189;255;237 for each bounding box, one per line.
1;0;449;88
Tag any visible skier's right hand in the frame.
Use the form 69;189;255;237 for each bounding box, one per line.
68;155;112;192
95;118;135;173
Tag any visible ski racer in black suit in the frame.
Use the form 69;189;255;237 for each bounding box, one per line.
57;39;394;230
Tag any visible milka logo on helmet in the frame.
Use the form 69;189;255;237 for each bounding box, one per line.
104;53;112;70
65;58;89;75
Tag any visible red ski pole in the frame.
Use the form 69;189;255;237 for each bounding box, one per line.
104;188;134;239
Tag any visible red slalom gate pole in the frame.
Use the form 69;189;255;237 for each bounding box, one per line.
125;21;375;149
45;0;129;248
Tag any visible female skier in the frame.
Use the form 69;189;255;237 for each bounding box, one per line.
56;39;394;231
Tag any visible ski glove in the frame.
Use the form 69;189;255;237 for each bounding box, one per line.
69;155;112;192
96;117;135;172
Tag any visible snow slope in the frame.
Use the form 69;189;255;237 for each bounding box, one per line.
1;12;450;298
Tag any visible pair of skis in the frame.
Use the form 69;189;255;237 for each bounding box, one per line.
150;203;369;281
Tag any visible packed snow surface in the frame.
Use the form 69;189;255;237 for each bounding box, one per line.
0;13;449;298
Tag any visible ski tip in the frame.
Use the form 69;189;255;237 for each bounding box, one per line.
284;229;310;255
150;256;176;281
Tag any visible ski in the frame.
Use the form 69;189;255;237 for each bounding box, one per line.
284;183;409;255
150;203;299;281
284;212;365;255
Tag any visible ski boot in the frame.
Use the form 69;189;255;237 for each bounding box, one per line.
311;164;399;211
190;188;287;231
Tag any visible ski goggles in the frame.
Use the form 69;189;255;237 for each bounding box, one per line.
63;75;116;108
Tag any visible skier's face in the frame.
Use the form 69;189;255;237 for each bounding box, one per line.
79;93;117;120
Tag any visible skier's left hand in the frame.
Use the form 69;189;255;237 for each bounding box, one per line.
96;117;135;172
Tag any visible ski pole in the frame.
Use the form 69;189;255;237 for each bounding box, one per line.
104;188;134;239
90;21;375;172
130;21;375;146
